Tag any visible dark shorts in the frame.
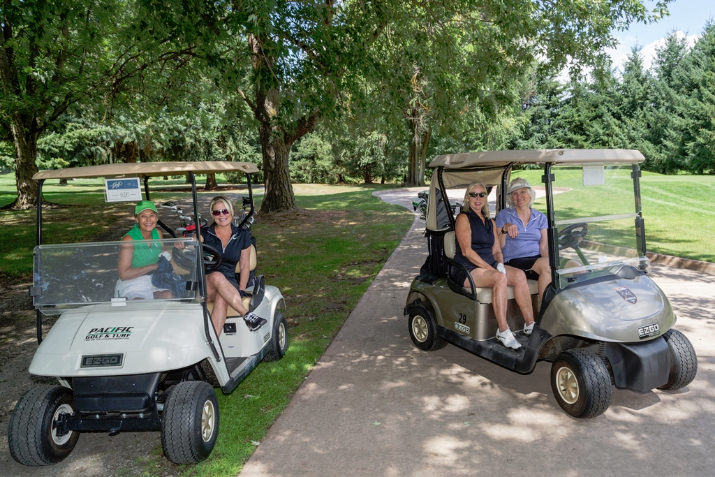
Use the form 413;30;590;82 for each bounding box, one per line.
450;257;497;287
506;255;541;280
210;270;256;293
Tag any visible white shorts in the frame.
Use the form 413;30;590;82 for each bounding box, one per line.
115;275;168;300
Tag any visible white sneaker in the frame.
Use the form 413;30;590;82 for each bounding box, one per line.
524;322;535;336
496;328;522;350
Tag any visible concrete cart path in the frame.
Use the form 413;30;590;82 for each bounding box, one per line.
240;188;715;477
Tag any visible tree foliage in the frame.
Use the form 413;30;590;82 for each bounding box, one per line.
511;22;715;174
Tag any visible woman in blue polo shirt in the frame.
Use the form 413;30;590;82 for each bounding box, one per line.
495;178;551;307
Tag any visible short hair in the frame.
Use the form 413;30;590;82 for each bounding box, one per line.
209;196;234;219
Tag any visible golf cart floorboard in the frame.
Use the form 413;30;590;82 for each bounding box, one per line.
438;326;548;374
220;348;268;394
224;357;247;371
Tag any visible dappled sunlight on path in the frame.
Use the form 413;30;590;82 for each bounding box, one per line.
239;188;715;477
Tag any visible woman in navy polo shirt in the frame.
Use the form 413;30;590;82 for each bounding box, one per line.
201;196;265;335
496;178;551;307
452;183;535;350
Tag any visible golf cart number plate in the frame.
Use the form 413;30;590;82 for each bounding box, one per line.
81;353;124;368
637;323;660;339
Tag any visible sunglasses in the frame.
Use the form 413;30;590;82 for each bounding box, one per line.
468;192;487;198
212;208;230;216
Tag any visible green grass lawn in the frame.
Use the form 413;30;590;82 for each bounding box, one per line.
0;168;712;474
0;175;413;475
513;169;715;262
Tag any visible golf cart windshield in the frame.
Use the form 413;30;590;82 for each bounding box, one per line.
553;163;647;287
32;238;199;313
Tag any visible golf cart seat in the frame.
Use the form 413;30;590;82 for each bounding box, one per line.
443;231;538;303
206;244;261;317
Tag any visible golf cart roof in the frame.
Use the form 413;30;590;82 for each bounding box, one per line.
425;149;645;232
429;149;644;169
33;161;259;181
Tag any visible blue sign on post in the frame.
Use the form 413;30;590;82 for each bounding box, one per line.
105;178;142;202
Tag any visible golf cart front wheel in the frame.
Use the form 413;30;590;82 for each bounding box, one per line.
657;329;697;390
8;385;80;466
161;381;219;464
407;303;445;351
264;311;289;361
551;350;612;418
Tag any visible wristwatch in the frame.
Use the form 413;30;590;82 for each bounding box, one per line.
501;226;508;234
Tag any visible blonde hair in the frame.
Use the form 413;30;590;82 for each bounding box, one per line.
209;196;234;221
464;183;490;218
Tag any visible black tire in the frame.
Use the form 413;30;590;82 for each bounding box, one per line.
551;350;612;418
658;329;698;390
161;381;219;464
8;385;80;466
407;303;446;351
264;311;289;361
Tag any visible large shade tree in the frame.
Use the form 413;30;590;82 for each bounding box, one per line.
375;0;673;185
0;0;193;209
165;0;671;211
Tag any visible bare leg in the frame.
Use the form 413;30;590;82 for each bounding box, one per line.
467;268;510;332
506;266;535;325
211;296;228;336
205;273;249;336
531;257;552;305
206;273;248;315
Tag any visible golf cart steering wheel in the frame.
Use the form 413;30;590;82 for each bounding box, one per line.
201;244;222;273
558;223;588;250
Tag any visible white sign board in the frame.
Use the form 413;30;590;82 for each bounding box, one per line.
583;165;605;186
105;178;142;202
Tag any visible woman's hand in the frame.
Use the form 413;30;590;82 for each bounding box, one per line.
502;223;518;238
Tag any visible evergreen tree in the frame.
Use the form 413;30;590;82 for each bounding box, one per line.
646;33;691;172
679;23;715;173
616;48;652;153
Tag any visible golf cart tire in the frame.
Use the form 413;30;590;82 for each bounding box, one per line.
408;303;446;351
551;350;612;418
657;329;697;391
8;385;80;466
161;381;219;464
264;311;289;361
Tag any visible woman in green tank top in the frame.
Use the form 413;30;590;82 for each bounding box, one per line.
117;200;172;300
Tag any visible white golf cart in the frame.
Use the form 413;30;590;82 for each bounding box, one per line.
405;149;697;418
8;161;288;465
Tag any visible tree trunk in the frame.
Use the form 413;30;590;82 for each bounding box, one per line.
204;173;218;190
259;130;296;213
406;113;425;186
405;115;432;187
418;127;431;183
7;121;39;210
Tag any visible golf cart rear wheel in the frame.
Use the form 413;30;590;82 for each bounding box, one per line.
264;311;289;361
657;329;697;390
8;385;79;466
551;350;612;418
408;303;445;351
161;381;219;464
